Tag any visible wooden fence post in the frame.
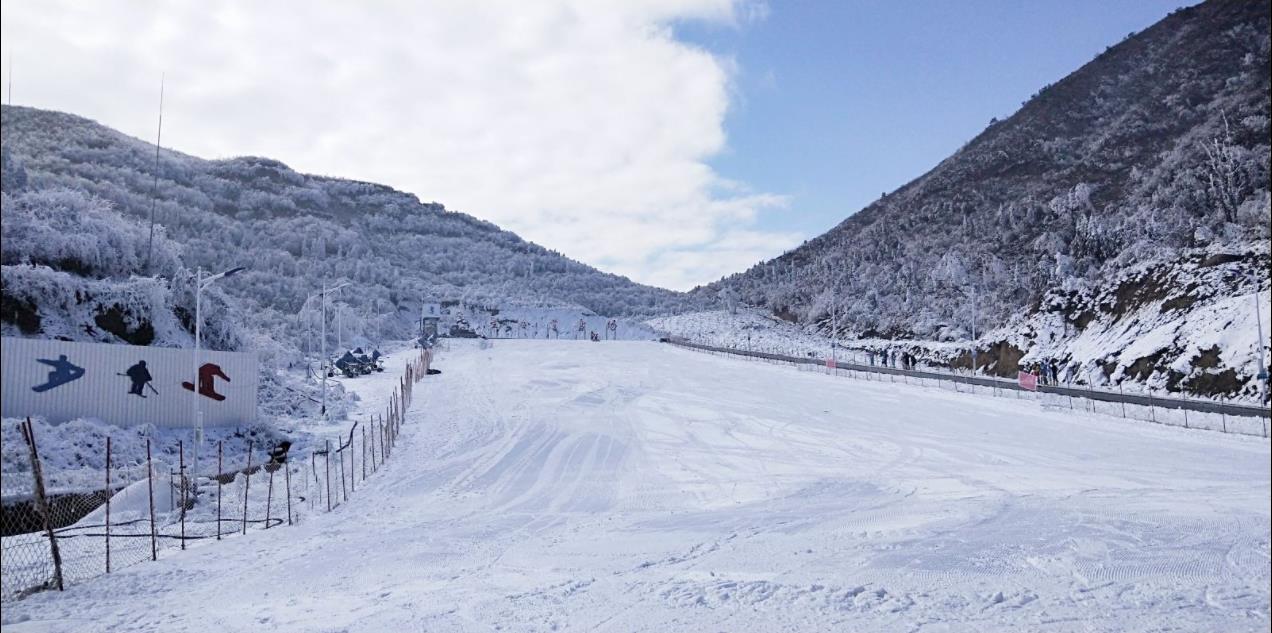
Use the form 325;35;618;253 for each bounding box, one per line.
105;435;112;573
243;441;253;534
147;438;157;561
285;462;293;526
265;466;275;529
370;418;377;472
217;440;223;540
179;440;186;550
22;418;64;591
310;453;317;511
338;437;348;502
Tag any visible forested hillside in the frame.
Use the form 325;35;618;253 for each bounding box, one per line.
1;105;706;356
709;1;1269;341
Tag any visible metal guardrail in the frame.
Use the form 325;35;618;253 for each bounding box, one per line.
664;338;1271;420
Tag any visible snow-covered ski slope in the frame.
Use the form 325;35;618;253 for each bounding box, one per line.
4;340;1268;632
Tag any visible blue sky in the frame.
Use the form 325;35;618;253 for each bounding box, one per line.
3;0;1195;290
676;0;1193;241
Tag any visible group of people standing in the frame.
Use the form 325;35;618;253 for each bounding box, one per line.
864;348;918;370
1023;358;1063;386
474;317;622;342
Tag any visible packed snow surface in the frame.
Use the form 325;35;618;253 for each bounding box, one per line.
3;340;1268;632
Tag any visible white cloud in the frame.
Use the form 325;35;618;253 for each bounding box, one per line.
1;0;798;290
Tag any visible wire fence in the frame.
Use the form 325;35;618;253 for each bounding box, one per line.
0;348;433;603
669;339;1270;438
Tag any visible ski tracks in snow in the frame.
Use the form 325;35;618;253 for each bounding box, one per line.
2;340;1267;632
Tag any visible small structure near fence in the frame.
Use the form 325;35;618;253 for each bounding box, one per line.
0;348;433;602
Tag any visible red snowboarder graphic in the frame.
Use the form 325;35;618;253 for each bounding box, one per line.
183;362;231;401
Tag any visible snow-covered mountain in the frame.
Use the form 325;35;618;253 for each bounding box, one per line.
691;1;1270;400
3;2;1269;404
1;105;708;354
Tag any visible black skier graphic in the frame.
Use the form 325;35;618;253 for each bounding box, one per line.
31;355;86;392
121;360;157;397
182;362;230;402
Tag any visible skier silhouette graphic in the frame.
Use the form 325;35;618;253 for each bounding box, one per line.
31;355;86;392
122;360;155;397
182;362;230;401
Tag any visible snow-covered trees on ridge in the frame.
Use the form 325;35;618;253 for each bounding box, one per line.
1;186;246;352
0;104;710;360
706;1;1270;342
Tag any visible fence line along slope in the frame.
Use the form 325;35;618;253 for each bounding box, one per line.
2;339;1267;633
0;347;431;603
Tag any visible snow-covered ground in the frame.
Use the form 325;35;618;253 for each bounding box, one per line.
446;304;658;341
3;339;1268;632
647;305;1272;405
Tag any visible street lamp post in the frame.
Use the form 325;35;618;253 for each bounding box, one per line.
303;312;312;378
336;303;344;351
298;295;322;380
192;265;245;494
829;287;839;366
1255;284;1268;403
317;281;351;417
971;282;979;376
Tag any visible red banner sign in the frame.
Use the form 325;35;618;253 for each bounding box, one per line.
1018;370;1038;391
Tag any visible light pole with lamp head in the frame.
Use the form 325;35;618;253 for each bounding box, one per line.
192;265;246;494
298;293;324;381
967;254;994;377
317;281;351;418
830;285;838;366
970;282;978;376
1254;283;1268;403
335;302;344;352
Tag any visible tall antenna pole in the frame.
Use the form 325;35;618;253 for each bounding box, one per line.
831;286;837;364
145;73;166;276
1255;282;1268;404
6;51;12;105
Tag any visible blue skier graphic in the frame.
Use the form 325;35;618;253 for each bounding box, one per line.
31;355;86;392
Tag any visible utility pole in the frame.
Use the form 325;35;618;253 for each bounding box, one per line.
321;286;328;416
305;312;312;376
1255;283;1268;403
830;286;838;365
145;74;165;276
191;266;245;491
336;303;343;351
193;267;201;494
318;281;351;417
971;283;979;376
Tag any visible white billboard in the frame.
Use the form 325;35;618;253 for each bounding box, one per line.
1;337;257;428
